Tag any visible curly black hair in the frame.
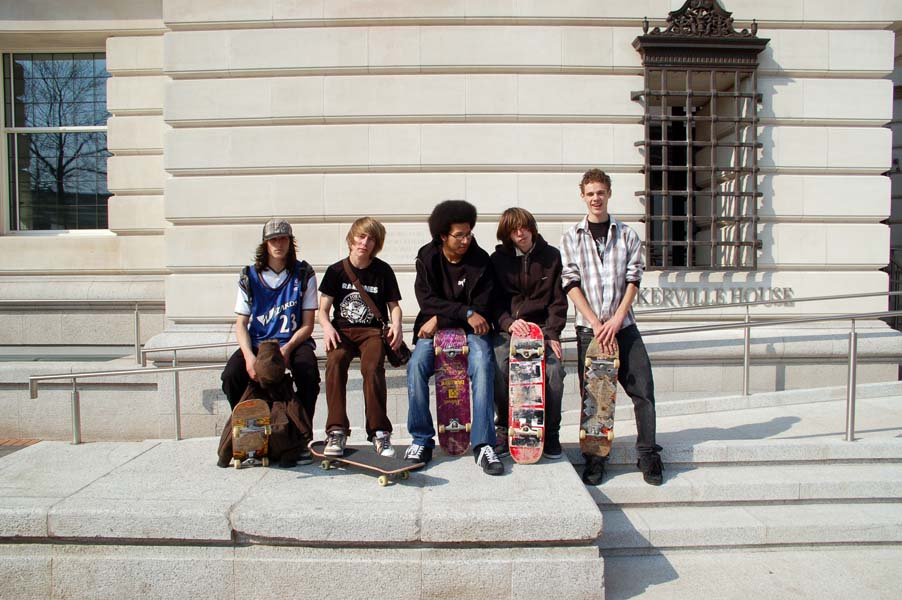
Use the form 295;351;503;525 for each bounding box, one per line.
428;200;477;241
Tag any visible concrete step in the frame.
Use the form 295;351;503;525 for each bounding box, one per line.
603;546;902;600
0;438;605;600
588;463;902;507
598;502;902;551
611;381;902;421
560;391;902;466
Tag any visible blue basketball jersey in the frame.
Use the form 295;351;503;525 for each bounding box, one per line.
244;262;310;347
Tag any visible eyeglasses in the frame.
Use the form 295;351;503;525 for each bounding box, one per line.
449;232;474;241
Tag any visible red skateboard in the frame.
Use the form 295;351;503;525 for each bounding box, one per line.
434;328;471;456
508;323;545;464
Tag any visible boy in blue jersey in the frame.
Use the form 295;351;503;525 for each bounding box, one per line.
221;219;321;423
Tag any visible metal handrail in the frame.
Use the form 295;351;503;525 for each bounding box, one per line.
28;364;221;444
0;299;164;364
138;289;900;364
29;293;902;446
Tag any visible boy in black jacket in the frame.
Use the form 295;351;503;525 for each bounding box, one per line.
490;207;568;458
404;200;504;475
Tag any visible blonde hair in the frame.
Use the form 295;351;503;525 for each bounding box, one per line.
346;217;386;256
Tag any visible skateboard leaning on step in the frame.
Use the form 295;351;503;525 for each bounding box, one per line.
231;398;272;468
433;328;471;456
508;323;545;464
308;441;425;487
580;337;619;459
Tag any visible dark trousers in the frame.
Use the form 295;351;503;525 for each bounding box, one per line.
324;327;392;440
577;324;661;457
221;342;321;420
492;332;566;441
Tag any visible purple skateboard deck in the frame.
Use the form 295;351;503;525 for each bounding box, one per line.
508;323;545;464
434;328;471;456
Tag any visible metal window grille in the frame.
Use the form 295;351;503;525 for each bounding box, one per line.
632;0;768;271
637;67;761;270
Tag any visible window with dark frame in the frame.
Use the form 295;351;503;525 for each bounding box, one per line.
3;52;111;231
632;0;768;271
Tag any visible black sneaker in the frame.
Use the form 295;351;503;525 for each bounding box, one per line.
475;444;504;476
542;436;563;459
582;456;605;485
279;455;297;468
297;448;313;465
404;444;432;465
494;425;510;458
637;453;664;486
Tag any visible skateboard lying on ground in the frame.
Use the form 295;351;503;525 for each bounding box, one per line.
231;398;272;468
308;441;425;486
434;328;471;456
580;337;620;459
508;323;545;464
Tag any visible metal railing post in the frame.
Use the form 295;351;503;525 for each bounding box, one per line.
742;306;751;396
173;350;182;441
71;378;82;445
845;319;858;442
134;302;141;364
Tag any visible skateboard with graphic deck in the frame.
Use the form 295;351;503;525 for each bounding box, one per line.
308;441;424;487
508;323;545;464
231;398;272;468
434;328;471;455
580;337;619;459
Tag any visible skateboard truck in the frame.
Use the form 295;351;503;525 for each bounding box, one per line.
509;424;543;439
438;417;471;434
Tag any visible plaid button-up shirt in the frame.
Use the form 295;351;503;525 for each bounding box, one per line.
560;215;644;329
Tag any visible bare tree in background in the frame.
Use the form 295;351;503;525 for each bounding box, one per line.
12;54;109;229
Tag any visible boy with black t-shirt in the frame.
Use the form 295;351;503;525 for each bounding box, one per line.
318;217;404;458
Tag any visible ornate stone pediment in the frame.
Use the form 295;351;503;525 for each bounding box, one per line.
642;0;757;38
633;0;768;68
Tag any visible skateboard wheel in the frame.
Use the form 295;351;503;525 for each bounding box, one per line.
264;425;272;436
579;430;586;440
262;457;270;467
537;429;543;440
232;425;241;440
614;359;621;369
401;471;410;480
607;431;614;442
508;427;515;437
434;346;442;357
378;475;389;487
462;345;469;356
584;357;592;368
233;458;242;469
465;423;471;433
320;459;331;470
438;424;446;434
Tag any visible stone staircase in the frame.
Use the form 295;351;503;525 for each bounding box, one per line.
564;383;902;598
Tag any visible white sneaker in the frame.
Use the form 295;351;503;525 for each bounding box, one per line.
373;431;396;458
324;430;346;457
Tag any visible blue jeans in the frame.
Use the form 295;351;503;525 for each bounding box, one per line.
406;333;496;450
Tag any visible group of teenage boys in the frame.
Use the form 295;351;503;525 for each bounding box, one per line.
220;169;664;487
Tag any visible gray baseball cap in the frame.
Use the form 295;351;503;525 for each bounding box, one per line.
262;219;292;241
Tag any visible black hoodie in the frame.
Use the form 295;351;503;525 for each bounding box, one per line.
411;238;494;342
490;234;568;342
